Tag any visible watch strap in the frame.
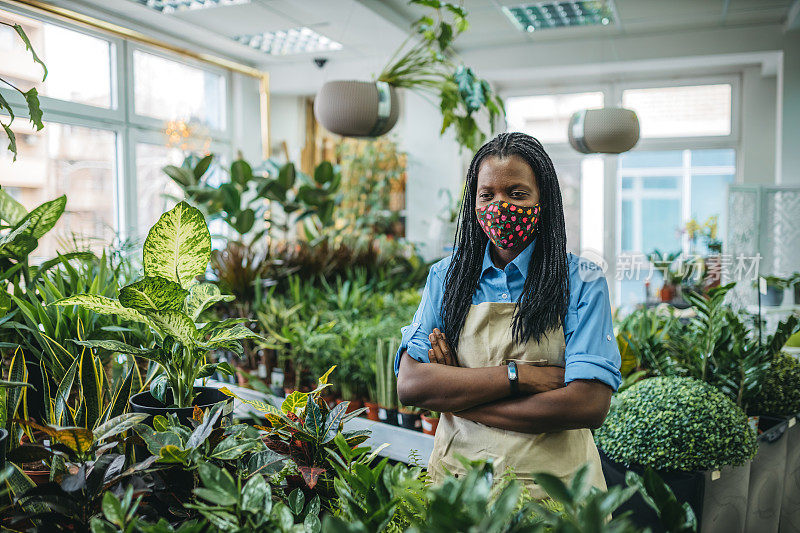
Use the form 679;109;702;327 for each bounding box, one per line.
507;360;519;396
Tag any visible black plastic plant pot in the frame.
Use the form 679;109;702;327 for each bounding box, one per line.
780;413;800;531
397;411;421;431
763;286;784;307
599;448;751;533
745;415;789;533
377;407;399;426
0;428;8;469
129;386;234;428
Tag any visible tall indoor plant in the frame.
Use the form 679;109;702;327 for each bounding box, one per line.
52;201;263;411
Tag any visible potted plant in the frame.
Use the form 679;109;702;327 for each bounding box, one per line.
757;275;790;307
397;405;422;431
53;202;263;424
314;0;504;153
375;338;399;426
595;376;757;532
788;271;800;305
648;249;683;303
421;410;440;435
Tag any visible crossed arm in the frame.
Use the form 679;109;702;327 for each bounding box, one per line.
396;328;612;434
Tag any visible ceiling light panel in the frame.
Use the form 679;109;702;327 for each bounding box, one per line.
234;27;343;55
135;0;250;14
502;1;614;32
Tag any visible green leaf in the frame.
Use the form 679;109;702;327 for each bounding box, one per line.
93;413;148;443
0;187;27;225
231;208;255;234
198;461;236;495
313;161;334;184
210;435;259;460
241;474;270;513
143;309;198;348
101;491;124;527
201;324;262;348
2;121;17;162
163;165;195;187
72;339;150;356
278;162;296;189
51;295;152;327
22;88;43;131
15;194;66;239
80;348;102;430
184;283;234;321
194;154;214;181
288;488;305;515
231;159;253;186
143;201;211;288
282;391;308;414
13;24;47;81
159;444;191;464
119;276;188;312
54;357;78;426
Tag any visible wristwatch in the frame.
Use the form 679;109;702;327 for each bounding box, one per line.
507;360;519;396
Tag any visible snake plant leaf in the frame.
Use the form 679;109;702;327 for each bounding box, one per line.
185;283;235;321
105;364;137;422
143;309;199;347
93;413;148;443
282;391;308;415
54;357;78;426
143;201;211;288
80;348;102;430
119;276;188;312
5;347;27;435
51;294;152;327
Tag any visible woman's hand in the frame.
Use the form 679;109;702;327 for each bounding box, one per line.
428;328;459;366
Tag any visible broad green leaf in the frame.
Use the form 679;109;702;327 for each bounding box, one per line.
54;357;78;426
93;413;148;442
313;161;334;184
210;436;259;460
241;474;270;513
22;88;43;130
201;324;262;348
15;195;65;239
158;444;191;464
194;154;214;181
219;386;282;417
163;165;194;187
72;339;151;356
101;492;124;527
184;283;234;321
143;201;211;288
230;159;253;186
282;391;308;415
143;309;198;347
51;294;152;327
0;219;33;255
278;162;296;189
119;276;188;312
304;398;325;440
0;187;27;225
288;488;305;515
198;460;236;495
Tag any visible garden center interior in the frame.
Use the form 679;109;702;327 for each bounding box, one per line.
1;0;800;531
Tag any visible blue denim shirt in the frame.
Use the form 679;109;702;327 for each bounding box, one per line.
394;237;622;391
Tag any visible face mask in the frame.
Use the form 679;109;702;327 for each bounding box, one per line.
476;200;540;250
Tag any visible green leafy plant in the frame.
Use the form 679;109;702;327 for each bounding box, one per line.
0;21;46;161
376;0;505;153
185;461;322;532
749;352;800;417
52;201;263;408
375;338;399;409
595;376;757;472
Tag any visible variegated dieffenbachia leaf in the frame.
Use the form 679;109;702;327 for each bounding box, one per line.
71;339;152;356
51;295;152;327
119;276;188;312
143;201;211;288
15;195;66;240
142;309;198;347
200;324;263;349
184;282;234;321
0;188;27;225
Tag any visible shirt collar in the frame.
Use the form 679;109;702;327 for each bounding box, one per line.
481;236;536;279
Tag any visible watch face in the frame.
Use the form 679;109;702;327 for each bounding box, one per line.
508;364;518;380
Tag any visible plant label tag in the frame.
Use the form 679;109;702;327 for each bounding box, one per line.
790;417;797;428
759;276;767;295
711;470;721;481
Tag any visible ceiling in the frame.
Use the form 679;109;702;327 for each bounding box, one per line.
49;0;800;93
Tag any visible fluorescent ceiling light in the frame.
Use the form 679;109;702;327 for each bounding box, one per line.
135;0;250;14
502;1;614;32
234;27;343;55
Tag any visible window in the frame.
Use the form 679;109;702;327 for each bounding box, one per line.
133;49;227;130
616;148;736;308
506;92;604;144
0;5;247;253
0;10;113;108
622;84;732;138
0;117;117;258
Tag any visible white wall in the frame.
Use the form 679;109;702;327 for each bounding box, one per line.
268;94;306;164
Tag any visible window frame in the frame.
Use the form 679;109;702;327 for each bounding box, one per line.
0;2;236;244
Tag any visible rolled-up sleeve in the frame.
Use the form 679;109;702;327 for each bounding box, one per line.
563;263;622;392
394;265;445;377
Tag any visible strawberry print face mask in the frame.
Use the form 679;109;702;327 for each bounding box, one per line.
476;200;540;250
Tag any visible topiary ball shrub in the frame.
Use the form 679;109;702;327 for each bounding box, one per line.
595;376;757;472
750;352;800;417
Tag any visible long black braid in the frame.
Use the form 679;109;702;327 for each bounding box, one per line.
441;131;570;352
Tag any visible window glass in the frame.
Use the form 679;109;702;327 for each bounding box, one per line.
0;117;116;258
506;92;604;144
0;9;113;108
135;143;185;241
622;84;732;138
133;50;226;130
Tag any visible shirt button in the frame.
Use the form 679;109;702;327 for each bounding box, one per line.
501;293;508;299
606;334;612;341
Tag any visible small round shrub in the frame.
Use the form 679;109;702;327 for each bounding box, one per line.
750;352;800;417
595;376;757;472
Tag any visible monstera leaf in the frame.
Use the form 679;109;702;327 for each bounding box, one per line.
143;201;211;288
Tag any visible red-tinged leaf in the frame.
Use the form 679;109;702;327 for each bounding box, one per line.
192;405;203;423
298;466;325;489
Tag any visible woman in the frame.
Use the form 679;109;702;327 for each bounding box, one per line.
394;131;621;497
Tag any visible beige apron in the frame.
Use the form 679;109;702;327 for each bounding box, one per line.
427;301;607;500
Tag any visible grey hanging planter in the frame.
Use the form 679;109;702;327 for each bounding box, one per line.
313;80;400;138
568;107;640;154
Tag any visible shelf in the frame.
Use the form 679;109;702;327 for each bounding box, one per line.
206;380;434;466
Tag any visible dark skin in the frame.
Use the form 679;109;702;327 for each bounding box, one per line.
396;154;613;434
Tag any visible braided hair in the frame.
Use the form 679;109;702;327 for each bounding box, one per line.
441;131;570;352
